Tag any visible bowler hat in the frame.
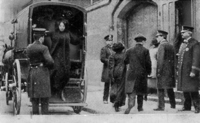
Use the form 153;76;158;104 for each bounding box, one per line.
104;34;113;41
181;25;194;33
156;30;168;37
134;34;146;42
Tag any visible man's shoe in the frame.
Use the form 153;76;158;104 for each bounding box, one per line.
124;108;131;114
178;108;191;111
103;101;108;104
138;108;144;112
153;108;164;111
194;109;199;113
171;105;176;109
115;107;119;112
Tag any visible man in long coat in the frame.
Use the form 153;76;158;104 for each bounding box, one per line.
154;30;176;111
177;26;200;113
124;35;151;114
26;28;54;115
100;35;114;104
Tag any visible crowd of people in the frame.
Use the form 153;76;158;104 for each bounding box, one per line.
100;26;200;114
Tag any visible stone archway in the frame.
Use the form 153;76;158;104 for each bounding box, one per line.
116;1;158;48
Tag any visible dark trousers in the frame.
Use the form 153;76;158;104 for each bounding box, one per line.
157;88;176;109
183;92;199;110
127;90;144;110
103;82;111;101
31;98;49;115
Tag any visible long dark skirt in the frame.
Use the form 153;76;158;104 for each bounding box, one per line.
110;77;126;107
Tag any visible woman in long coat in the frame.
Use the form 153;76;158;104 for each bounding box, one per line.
50;20;80;94
109;42;126;112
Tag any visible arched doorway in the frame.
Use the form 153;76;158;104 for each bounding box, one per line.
127;3;158;48
117;1;158;49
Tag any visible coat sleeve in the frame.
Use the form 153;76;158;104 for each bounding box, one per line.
124;49;129;65
100;47;109;65
191;42;200;74
145;50;152;75
109;54;115;82
157;44;165;76
43;46;54;69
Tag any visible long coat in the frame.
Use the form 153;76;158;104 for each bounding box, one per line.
26;41;54;98
124;44;151;94
109;52;126;106
50;31;80;92
156;40;176;89
177;38;200;92
100;45;115;83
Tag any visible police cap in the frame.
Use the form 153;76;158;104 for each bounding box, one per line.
156;30;168;37
181;25;194;33
33;28;46;36
104;34;113;41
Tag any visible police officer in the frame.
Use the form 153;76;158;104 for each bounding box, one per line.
153;30;176;111
26;28;54;115
100;34;114;104
177;26;200;113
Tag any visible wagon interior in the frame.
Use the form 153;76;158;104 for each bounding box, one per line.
31;5;86;104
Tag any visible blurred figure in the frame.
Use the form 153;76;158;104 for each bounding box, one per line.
124;34;151;114
109;42;126;112
149;39;159;78
177;26;200;113
147;39;159;94
100;35;114;104
154;30;176;111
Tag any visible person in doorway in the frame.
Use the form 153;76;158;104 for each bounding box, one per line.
154;30;176;111
50;20;81;96
124;34;151;114
177;26;200;113
147;39;159;93
100;34;115;104
109;42;126;112
26;28;54;115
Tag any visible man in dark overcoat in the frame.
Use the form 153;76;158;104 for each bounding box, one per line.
124;34;151;114
177;26;200;113
26;28;54;115
154;30;176;111
100;34;115;104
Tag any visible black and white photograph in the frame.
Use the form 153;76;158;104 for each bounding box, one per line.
0;0;200;123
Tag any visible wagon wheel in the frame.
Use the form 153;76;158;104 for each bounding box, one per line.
72;106;83;114
13;88;21;115
5;72;9;105
12;59;21;115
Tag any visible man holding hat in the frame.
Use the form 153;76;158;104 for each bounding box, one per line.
124;34;151;114
100;34;115;104
26;28;54;115
154;30;176;111
177;26;200;113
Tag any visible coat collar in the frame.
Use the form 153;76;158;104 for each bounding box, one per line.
33;40;41;44
160;39;168;44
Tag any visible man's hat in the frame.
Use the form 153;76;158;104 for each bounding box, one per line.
33;28;46;36
181;25;194;33
104;34;113;41
156;30;168;37
134;34;146;42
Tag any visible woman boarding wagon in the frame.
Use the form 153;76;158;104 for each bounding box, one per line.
26;28;54;115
